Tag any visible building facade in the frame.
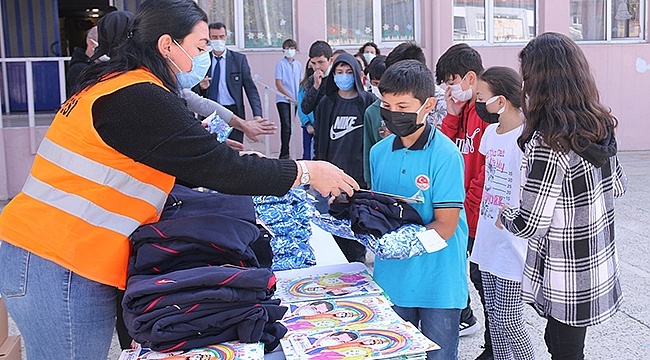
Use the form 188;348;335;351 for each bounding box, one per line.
0;0;648;199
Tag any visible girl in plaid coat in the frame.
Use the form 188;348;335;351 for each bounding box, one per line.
498;32;627;360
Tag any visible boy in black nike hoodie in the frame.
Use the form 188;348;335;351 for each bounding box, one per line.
313;52;376;262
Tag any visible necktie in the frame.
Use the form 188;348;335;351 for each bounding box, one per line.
210;56;222;101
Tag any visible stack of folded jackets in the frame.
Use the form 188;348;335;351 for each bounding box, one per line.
252;188;316;271
122;185;288;352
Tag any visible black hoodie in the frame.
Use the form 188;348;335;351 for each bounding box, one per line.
313;53;376;189
576;127;617;167
66;47;91;96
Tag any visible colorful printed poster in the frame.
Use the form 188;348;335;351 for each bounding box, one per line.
118;341;264;360
281;295;402;332
274;263;384;303
280;321;439;360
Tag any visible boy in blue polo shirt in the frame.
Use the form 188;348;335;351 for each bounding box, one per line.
370;60;468;360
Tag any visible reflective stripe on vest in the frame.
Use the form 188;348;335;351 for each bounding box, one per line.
37;137;168;212
22;174;141;237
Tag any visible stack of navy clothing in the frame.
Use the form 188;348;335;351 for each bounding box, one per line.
252;188;316;271
123;185;287;352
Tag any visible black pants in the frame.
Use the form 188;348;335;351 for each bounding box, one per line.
276;102;293;158
461;236;492;350
545;316;587;360
223;104;244;143
333;235;367;263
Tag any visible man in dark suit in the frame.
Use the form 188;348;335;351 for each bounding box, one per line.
198;22;263;143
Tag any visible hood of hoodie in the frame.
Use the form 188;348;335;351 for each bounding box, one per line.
325;53;366;97
91;10;134;62
576;126;617;167
69;47;91;66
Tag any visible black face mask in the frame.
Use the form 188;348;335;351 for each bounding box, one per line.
475;101;500;124
379;105;425;137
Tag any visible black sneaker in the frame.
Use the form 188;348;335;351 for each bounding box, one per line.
475;346;494;360
459;315;480;337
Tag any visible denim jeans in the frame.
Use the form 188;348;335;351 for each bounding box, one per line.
393;305;461;360
302;127;313;160
0;242;118;360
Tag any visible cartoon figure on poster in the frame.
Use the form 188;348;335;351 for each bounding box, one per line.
138;345;235;360
303;328;408;359
287;272;371;299
283;300;375;331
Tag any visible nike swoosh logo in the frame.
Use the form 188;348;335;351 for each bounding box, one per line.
330;124;364;140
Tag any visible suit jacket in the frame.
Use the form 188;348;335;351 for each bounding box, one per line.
200;50;263;119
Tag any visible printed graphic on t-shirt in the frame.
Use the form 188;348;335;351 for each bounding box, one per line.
455;128;481;154
330;116;363;140
480;148;514;219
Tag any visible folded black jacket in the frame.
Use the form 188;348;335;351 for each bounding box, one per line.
129;213;261;274
130;299;287;352
329;191;423;237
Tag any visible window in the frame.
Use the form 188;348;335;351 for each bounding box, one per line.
326;0;417;47
197;0;294;49
453;0;536;43
570;0;644;41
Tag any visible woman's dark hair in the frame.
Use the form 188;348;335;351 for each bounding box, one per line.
300;61;314;89
518;32;617;153
73;0;208;95
478;66;522;109
359;42;380;56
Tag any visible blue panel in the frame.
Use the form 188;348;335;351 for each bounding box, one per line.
33;61;61;110
7;62;27;111
7;61;61;112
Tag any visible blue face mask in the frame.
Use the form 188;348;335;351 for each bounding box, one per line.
334;73;355;91
170;39;211;89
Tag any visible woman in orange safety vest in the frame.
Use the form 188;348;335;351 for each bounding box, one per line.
0;1;358;359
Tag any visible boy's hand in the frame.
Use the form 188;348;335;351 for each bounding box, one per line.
495;204;510;230
199;76;211;90
225;139;245;151
242;117;277;142
313;70;325;89
306;125;315;135
445;87;464;116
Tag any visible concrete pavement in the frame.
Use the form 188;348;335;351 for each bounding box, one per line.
3;150;650;359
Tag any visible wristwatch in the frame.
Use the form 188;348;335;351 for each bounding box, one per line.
297;161;310;185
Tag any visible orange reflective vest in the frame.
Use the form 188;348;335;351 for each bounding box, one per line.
0;68;175;289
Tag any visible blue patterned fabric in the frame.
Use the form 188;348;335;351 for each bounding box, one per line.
253;188;316;271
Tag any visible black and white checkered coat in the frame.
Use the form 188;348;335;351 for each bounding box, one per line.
500;132;627;327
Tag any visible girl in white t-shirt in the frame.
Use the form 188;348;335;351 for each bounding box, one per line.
470;66;535;360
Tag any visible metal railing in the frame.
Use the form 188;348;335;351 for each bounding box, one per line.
0;57;69;154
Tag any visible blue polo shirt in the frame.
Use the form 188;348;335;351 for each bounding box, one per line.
369;123;469;308
275;57;302;104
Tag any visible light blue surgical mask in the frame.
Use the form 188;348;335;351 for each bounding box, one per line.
334;73;355;91
210;39;226;53
170;39;211;89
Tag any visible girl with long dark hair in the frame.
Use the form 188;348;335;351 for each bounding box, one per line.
498;32;627;360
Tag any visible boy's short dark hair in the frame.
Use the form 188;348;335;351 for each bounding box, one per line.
366;55;387;81
379;60;435;104
332;49;347;57
434;43;484;84
385;42;426;68
208;22;226;31
282;39;297;49
308;40;333;59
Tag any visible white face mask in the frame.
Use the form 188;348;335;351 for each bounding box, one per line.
371;85;382;99
363;52;376;64
210;39;226;53
449;75;473;103
486;95;505;114
98;54;111;62
283;49;296;58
